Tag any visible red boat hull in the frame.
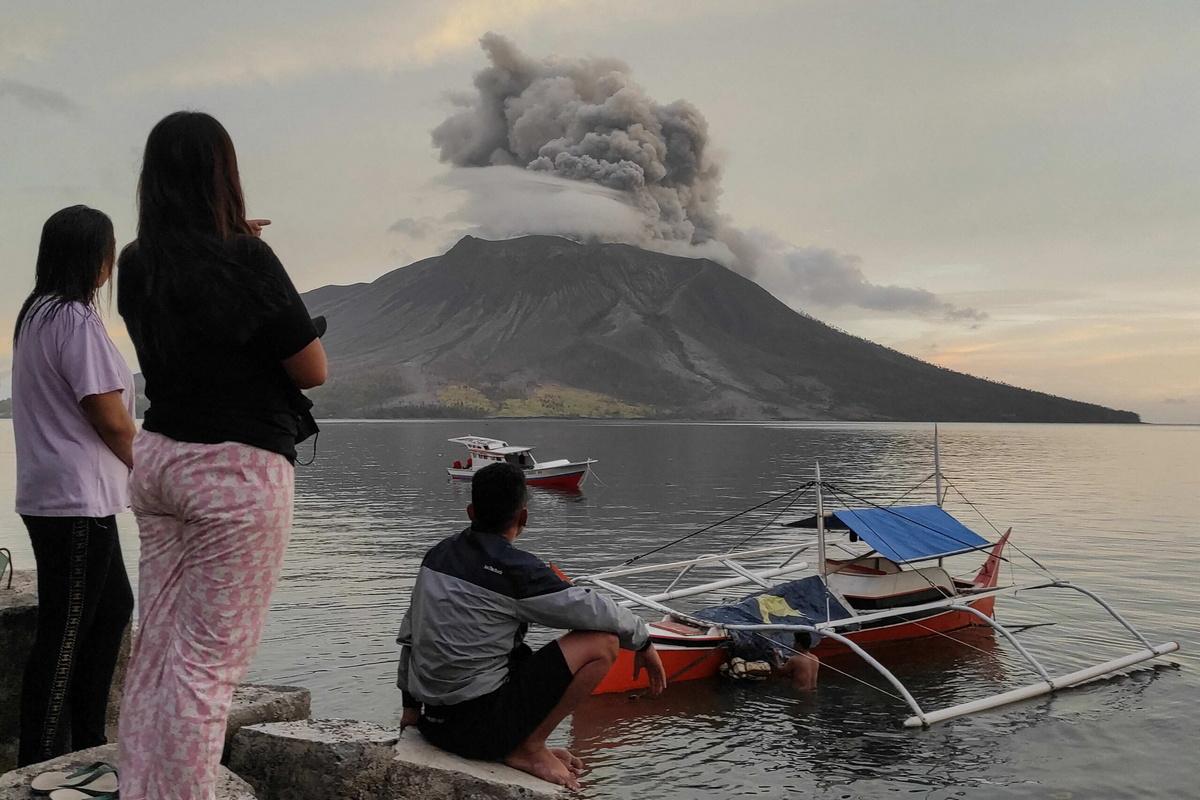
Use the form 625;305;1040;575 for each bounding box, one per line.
449;468;588;489
593;532;1011;694
526;470;588;489
594;599;995;694
595;645;728;694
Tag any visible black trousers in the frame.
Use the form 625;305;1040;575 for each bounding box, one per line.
18;515;134;766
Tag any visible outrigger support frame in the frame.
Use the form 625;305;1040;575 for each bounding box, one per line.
581;554;1180;728
891;581;1178;728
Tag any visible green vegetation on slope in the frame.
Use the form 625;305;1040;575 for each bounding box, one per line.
496;385;651;418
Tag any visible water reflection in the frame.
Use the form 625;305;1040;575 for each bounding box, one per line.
248;422;1195;796
1;420;1196;798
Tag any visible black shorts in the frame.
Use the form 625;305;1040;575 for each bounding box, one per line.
418;641;574;760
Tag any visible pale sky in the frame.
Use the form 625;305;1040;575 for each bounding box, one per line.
2;0;1197;422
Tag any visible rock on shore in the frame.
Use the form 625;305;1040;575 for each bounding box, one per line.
0;571;131;772
0;569;309;772
230;719;562;799
4;568;562;799
0;744;257;800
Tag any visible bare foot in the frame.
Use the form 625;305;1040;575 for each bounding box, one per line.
506;745;581;790
551;747;585;776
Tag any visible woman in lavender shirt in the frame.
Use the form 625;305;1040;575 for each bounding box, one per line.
11;206;136;765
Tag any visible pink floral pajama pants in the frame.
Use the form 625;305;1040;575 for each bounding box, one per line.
119;431;293;800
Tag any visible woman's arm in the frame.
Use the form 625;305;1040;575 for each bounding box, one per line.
80;390;136;469
282;338;328;389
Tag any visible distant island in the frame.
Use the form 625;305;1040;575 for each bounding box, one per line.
300;235;1139;423
0;236;1141;423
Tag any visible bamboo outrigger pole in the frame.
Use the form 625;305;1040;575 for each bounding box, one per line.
934;423;943;507
816;460;830;622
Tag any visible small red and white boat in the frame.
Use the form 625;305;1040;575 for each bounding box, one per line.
446;435;596;490
575;433;1179;727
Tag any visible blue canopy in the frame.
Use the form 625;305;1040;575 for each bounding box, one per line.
829;504;989;563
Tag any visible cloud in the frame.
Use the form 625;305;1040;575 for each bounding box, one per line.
780;247;987;321
440;166;647;243
0;79;79;115
388;217;439;239
896;313;1200;421
734;231;988;322
0;14;66;70
124;0;583;89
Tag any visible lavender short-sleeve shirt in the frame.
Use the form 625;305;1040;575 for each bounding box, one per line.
13;300;135;517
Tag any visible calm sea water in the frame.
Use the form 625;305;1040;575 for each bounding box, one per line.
2;420;1197;799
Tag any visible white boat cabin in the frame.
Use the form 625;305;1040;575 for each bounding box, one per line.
447;436;538;470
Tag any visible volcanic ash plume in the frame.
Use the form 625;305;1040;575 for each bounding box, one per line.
429;34;985;323
432;32;722;248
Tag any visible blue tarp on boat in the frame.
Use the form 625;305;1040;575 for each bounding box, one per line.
831;504;990;563
694;575;853;660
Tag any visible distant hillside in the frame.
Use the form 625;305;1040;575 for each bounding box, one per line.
301;235;1138;422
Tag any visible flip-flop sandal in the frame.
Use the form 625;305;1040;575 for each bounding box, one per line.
31;762;118;795
48;791;117;800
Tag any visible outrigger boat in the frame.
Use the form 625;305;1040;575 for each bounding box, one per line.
446;435;597;490
575;434;1179;728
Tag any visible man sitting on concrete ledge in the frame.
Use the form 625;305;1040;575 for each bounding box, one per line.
396;463;666;790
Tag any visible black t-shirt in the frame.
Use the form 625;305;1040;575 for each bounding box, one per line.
117;235;318;461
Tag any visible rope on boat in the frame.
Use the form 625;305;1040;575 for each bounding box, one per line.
620;482;815;566
1008;593;1070;617
723;483;813;554
885;471;937;507
902;617;1051;678
939;476;1061;580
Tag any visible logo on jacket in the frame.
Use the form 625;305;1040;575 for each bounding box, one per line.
483;564;504;575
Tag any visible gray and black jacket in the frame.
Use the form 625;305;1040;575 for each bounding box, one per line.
397;526;649;708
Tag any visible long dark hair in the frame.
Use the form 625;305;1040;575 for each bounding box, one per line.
14;205;115;346
137;111;252;245
121;111;284;359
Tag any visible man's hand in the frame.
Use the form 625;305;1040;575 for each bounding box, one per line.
400;708;419;731
633;643;667;696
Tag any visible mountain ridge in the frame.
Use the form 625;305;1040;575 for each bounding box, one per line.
300;235;1138;423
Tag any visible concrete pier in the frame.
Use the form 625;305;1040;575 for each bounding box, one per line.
0;744;257;800
3;568;563;799
0;570;131;772
229;719;561;799
1;568;310;771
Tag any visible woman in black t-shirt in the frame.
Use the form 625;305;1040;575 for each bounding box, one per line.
115;111;326;800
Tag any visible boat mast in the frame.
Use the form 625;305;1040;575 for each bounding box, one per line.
934;424;943;508
816;461;830;620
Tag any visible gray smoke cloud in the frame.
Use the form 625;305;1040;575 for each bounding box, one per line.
0;80;80;115
433;32;721;247
430;34;984;323
387;216;438;239
730;229;988;322
780;247;987;321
